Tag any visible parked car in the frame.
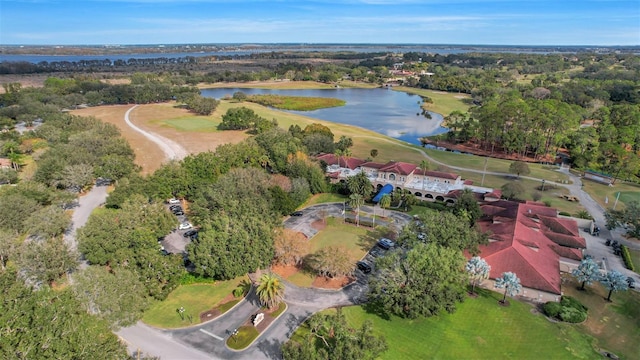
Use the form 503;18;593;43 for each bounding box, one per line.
183;229;198;238
290;211;304;216
356;261;372;274
173;210;185;216
168;198;180;204
179;222;193;230
627;277;636;289
377;238;395;250
369;247;385;258
605;238;612;246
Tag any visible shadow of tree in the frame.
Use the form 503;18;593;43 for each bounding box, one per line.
361;301;391;321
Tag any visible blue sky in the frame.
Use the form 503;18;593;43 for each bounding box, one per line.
1;0;638;45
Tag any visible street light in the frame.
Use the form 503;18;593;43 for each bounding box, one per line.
541;179;546;192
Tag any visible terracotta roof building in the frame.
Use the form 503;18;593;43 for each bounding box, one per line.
474;200;586;297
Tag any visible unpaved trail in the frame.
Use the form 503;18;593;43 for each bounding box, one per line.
124;105;189;161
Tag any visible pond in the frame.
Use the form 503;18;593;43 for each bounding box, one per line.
200;87;447;145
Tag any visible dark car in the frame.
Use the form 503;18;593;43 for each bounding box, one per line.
183;229;198;238
369;247;385;258
173;210;185;216
627;277;636;289
290;211;304;216
356;261;372;274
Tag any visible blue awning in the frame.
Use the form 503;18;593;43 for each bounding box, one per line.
372;184;394;203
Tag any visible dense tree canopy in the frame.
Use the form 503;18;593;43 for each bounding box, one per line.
368;242;467;319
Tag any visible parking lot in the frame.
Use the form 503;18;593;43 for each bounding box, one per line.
160;199;197;254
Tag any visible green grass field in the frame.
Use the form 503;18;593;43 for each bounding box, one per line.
160;117;219;132
393;87;472;117
562;276;640;359
283;217;377;287
142;275;248;328
581;180;640;211
300;193;348;208
291;289;598;360
628;248;640;274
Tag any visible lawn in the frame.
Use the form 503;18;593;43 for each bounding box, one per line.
562;276;640;359
291;289;599;360
300;193;348;208
393;86;472;117
159;117;219;132
627;248;640;274
142;275;249;328
281;217;379;287
581;181;640;211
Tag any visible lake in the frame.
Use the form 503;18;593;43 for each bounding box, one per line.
200;87;447;145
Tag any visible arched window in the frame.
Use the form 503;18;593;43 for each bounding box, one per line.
389;174;396;181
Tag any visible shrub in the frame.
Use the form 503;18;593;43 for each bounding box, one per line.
542;301;562;318
179;272;215;285
560;296;587;312
233;286;245;298
558;211;571;216
559;306;587;323
620;245;635;271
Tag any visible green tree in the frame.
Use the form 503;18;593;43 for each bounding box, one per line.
501;182;525;201
605;200;640;238
408;210;488;254
0;230;19;270
17;237;78;286
282;308;387;360
451;188;482;227
379;193;391;217
370;149;378;159
256;272;285;309
368;242;466;318
599;270;629;302
309;246;353;278
349;193;365;227
347;171;373;199
494;272;522;304
571;257;601;291
73;266;149;330
509;161;530;178
219;106;265;130
465;256;491;295
26;205;71;239
0;269;129;360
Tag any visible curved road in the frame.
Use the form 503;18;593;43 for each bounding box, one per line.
115;115;638;359
124;105;189;161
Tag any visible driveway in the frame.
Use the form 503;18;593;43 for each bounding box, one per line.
63;184;108;252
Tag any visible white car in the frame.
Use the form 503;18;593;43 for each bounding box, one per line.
168;198;180;204
179;222;193;230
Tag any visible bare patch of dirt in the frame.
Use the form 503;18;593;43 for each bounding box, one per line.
311;220;327;231
271;263;301;279
312;275;354;289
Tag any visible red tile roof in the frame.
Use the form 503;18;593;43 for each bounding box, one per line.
474;200;585;295
360;161;386;169
316;154;365;170
379;161;417;175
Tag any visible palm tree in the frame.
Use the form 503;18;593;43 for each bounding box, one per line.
256;273;285;309
494;271;522;304
349;193;364;227
465;257;491;295
379;194;391;217
420;159;430;190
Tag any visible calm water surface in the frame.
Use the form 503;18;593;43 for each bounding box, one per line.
200;87;447;145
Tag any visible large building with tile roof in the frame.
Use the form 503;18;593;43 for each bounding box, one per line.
317;154;495;203
474;200;586;301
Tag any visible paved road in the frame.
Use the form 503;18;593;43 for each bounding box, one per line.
120;204;407;359
63;185;108;252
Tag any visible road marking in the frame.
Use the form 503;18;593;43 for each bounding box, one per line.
199;329;223;341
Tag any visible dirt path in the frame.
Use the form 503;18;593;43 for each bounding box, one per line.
125;105;189;161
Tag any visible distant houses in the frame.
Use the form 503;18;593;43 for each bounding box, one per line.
316;154;496;203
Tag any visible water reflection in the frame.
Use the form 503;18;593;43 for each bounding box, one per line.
200;87;447;145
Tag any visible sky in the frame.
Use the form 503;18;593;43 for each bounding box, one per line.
0;0;638;46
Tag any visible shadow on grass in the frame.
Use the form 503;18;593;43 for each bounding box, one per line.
361;301;391;321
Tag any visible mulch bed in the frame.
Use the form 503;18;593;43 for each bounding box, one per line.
241;304;284;334
311;220;327;231
312;275;355;289
271;263;301;279
199;293;238;323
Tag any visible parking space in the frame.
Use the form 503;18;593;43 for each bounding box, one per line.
160;199;198;255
